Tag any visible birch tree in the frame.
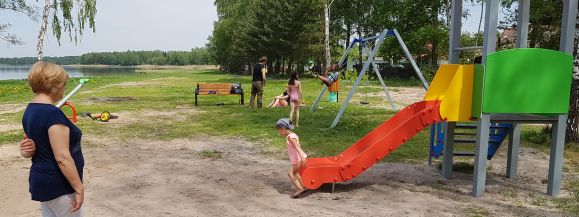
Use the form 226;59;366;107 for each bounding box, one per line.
0;0;96;60
567;5;579;143
36;0;97;60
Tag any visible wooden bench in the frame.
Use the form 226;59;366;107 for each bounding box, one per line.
194;83;244;106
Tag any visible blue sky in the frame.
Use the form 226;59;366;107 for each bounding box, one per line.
0;1;502;58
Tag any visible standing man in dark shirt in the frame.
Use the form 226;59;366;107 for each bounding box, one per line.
250;56;268;109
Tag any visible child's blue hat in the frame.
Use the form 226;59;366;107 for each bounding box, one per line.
276;118;294;130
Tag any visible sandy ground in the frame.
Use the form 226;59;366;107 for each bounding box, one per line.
82;77;190;95
0;86;576;217
349;86;427;109
0;104;26;115
0;134;572;217
0;124;21;133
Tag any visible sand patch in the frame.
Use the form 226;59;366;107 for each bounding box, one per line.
0;124;21;133
347;86;426;109
0;103;26;115
74;106;203;130
135;65;219;70
83;77;189;94
85;96;137;103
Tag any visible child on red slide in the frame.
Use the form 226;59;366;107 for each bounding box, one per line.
275;118;308;198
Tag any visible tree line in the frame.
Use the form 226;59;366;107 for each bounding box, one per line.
208;0;572;74
0;56;80;65
0;48;213;66
209;0;325;75
208;0;457;75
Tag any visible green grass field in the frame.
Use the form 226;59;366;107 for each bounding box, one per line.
0;70;433;162
2;69;578;162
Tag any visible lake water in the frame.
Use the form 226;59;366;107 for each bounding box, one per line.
0;65;137;80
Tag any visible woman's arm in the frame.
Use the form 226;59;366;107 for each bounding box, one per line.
48;124;84;211
20;134;36;158
261;67;267;86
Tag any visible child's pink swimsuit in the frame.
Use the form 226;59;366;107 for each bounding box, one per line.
288;84;300;103
286;133;306;164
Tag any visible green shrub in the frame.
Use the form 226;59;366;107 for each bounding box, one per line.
521;125;552;146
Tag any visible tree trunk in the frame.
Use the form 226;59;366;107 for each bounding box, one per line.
344;21;352;67
274;57;281;74
281;57;285;75
36;0;51;61
569;72;579;143
429;40;436;65
324;1;331;68
567;11;579;143
357;26;363;69
447;0;452;27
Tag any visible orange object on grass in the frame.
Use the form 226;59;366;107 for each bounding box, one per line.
60;101;77;124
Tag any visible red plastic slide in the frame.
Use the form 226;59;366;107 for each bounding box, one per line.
300;100;443;189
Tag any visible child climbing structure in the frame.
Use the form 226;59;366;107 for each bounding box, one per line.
299;48;573;197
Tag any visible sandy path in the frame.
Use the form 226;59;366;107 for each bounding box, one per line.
0;104;26;115
0;134;569;217
349;86;427;109
0;124;21;133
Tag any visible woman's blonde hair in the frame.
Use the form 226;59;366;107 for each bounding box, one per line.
27;61;69;94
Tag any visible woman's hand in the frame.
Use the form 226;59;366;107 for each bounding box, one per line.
71;186;84;212
20;134;36;158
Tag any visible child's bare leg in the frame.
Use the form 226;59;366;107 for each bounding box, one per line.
294;165;304;188
295;104;300;127
290;164;306;197
288;167;300;190
289;101;295;123
268;99;276;107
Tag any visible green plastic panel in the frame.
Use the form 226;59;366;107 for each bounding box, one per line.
471;64;485;119
482;48;573;114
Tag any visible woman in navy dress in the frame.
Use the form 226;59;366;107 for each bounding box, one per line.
21;62;85;217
